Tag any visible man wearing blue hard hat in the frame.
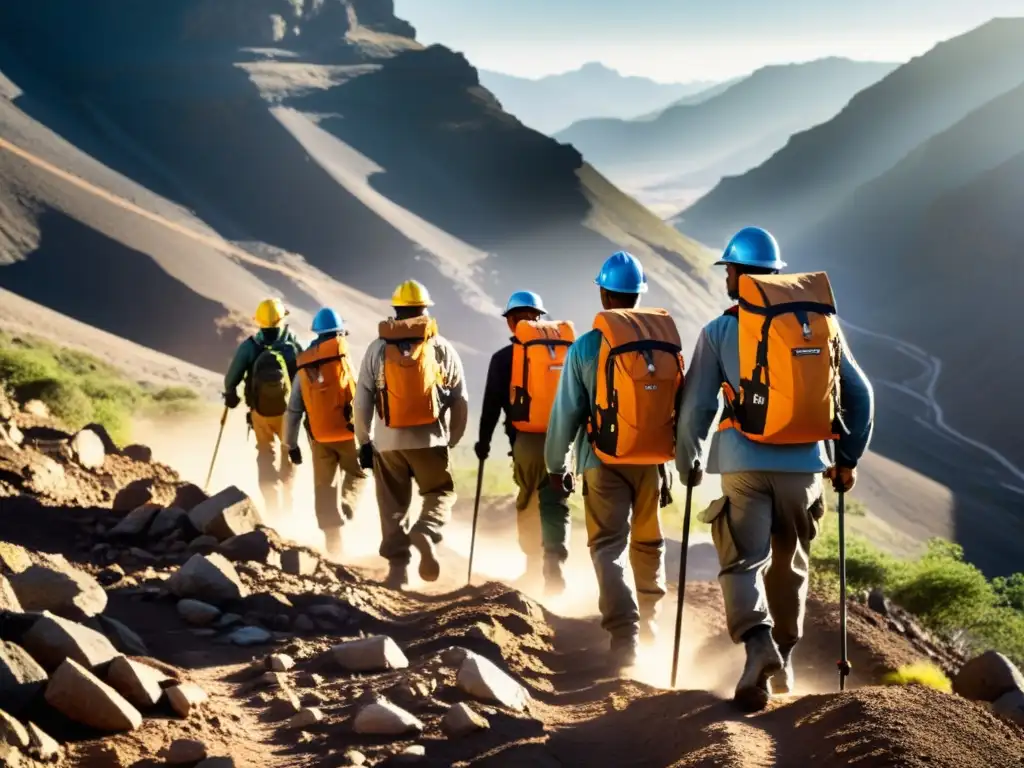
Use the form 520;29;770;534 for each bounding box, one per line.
284;307;368;558
676;226;874;711
476;291;574;594
546;252;683;669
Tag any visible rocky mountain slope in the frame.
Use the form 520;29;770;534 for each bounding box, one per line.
478;63;714;134
0;0;719;384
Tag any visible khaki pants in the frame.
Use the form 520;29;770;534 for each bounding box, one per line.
583;464;665;639
709;472;824;648
512;432;571;568
374;447;456;566
311;439;369;531
250;411;295;515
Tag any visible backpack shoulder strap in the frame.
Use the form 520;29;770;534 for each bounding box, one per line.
723;305;739;318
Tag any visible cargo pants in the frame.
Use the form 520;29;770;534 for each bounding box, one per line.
250;411;295;516
311;439;369;532
374;446;456;566
706;472;824;650
583;464;666;640
512;432;572;570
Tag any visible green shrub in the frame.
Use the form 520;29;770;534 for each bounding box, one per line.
27;378;94;430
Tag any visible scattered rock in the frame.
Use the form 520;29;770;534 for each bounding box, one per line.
188;487;261;542
188;535;220;554
94;615;150;657
166;553;249;604
108;505;161;538
439;647;470;667
45;659;143;732
286;707;323;729
167;683;209;718
352;700;423;735
0;708;29;748
122;444;153;463
331;636;408;673
442;702;489;737
457;654;529;711
243;592;293;617
81;423;119;455
307;603;348;625
106;656;169;708
177;599;222;627
218;530;281;566
0;576;21;614
8;555;108;621
22;400;49;418
112;479;157;513
293;615;315;633
128;547;157;563
393;745;426;763
992;687;1024;727
26;721;60;761
281;548;318;576
148;507;188;538
343;750;367;766
0;641;48;714
167;738;208;764
0;740;23;767
215;613;243;630
867;588;890;616
22;612;119;671
70;429;105;469
230;626;273;647
0;543;32;575
266;689;302;720
172;484;208;512
267;654;295;672
96;565;125;587
953;651;1024;702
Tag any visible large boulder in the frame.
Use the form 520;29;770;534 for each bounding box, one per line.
45;658;142;732
188;487;261;542
330;636;408;673
8;556;107;621
70;429;106;470
21;612;119;671
0;641;48;714
0;576;21;613
953;651;1024;702
166;554;249;605
992;687;1024;727
456;654;529;711
106;656;169;708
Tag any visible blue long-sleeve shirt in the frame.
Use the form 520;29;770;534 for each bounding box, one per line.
675;313;874;475
545;330;603;475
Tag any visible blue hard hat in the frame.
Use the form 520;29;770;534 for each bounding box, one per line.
502;290;547;317
716;227;786;270
311;307;344;335
595;251;648;294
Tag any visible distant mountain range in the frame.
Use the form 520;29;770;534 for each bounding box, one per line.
478;62;714;134
555;58;898;201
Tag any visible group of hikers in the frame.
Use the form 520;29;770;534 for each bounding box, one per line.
221;225;874;711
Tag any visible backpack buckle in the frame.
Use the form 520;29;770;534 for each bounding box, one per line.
802;322;812;340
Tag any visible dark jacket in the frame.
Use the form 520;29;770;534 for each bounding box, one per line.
224;326;302;403
478;343;515;453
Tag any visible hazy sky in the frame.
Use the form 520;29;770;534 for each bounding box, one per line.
392;0;1024;81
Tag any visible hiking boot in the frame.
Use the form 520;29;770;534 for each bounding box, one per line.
773;644;796;695
383;562;410;591
542;556;566;597
323;527;343;559
409;530;440;583
734;627;784;712
610;635;640;669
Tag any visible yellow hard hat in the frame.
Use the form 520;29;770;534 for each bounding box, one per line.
391;279;434;308
254;298;287;327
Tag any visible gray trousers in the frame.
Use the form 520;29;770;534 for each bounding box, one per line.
707;472;824;648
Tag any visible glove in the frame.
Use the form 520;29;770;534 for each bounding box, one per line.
659;466;674;509
359;442;375;471
288;447;302;466
825;465;856;493
547;472;575;499
223;391;241;409
687;463;704;488
474;442;489;462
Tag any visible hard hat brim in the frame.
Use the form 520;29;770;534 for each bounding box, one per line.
714;256;788;269
594;277;649;294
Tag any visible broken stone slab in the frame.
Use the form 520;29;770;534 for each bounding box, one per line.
70;429;105;470
230;626;273;647
352;700;423;735
218;530;281;566
442;702;489;737
177;599;222;627
148;507;188;539
167;683;208;718
0;576;21;614
0;641;48;714
281;548;318;576
166;553;249;605
331;636;408;673
108;505;161;538
26;721;60;761
0;543;32;575
188;487;262;542
94;615;150;657
286;707;323;730
266;654;295;672
22;612;119;671
106;656;169;709
8;555;108;621
166;738;208;764
457;654;529;711
953;651;1024;702
172;484;209;512
45;659;143;732
992;687;1024;726
0;708;29;748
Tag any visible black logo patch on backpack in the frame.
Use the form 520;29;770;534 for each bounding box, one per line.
248;344;290;417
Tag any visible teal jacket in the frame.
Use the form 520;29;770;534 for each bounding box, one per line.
545;329;603;475
224;326;302;400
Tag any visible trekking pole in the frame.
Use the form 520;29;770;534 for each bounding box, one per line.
466;459;485;585
671;460;700;689
204;406;229;492
837;487;852;690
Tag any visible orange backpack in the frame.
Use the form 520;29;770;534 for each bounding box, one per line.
718;272;842;444
508;319;576;433
375;316;444;428
296;336;357;443
588;309;685;465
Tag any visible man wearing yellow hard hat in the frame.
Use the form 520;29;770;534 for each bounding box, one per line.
223;298;303;517
353;279;469;589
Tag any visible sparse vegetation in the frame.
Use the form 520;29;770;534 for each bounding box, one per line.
0;331;200;445
882;662;952;693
